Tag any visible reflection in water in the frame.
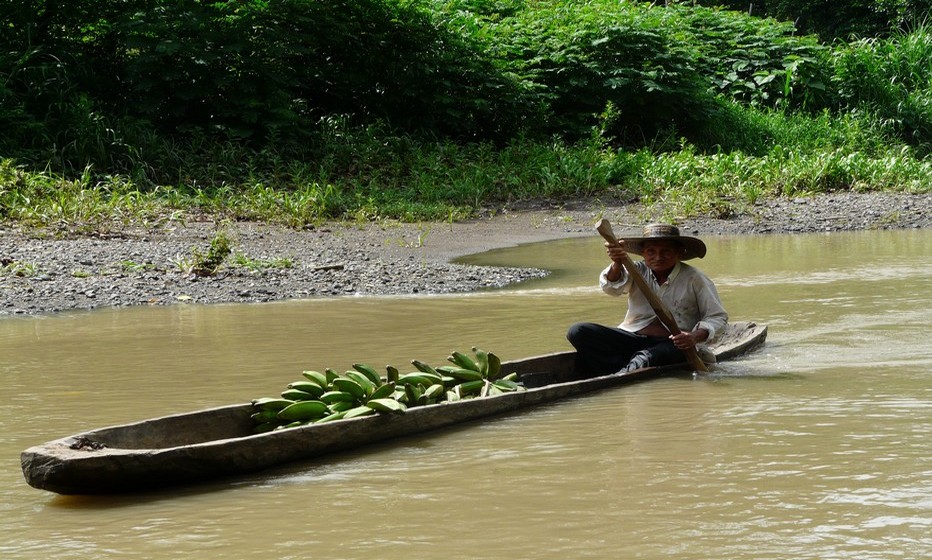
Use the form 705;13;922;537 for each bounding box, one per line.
1;229;930;559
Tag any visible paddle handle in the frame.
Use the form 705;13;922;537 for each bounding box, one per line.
595;219;708;372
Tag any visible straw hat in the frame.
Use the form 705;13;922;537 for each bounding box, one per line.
620;223;707;260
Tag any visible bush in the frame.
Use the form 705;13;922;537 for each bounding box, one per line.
118;0;529;141
0;0;532;171
438;1;834;145
831;23;932;151
692;0;932;40
666;5;830;110
475;1;714;144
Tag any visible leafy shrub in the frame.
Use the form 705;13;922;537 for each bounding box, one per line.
119;0;528;141
437;1;835;144
665;5;830;110
831;23;932;151
475;1;714;144
1;0;532;171
692;0;932;40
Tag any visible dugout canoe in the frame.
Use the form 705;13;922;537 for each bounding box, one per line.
21;321;767;495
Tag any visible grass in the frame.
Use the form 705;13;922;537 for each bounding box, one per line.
2;100;930;234
630;144;932;221
120;260;158;272
1;260;39;277
170;231;297;276
0;159;179;233
232;253;296;273
172;231;234;277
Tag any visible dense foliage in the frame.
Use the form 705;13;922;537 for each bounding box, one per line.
693;0;932;40
1;0;528;164
0;1;838;163
1;0;930;228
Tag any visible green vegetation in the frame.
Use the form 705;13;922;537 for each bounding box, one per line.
232;253;296;273
694;0;932;42
0;260;39;277
171;230;296;276
2;1;930;231
173;231;234;277
120;260;157;273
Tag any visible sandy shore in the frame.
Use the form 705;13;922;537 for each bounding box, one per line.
1;192;929;316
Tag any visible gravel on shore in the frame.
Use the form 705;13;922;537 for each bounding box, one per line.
1;192;929;317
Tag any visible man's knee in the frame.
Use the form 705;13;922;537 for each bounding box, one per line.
566;321;594;345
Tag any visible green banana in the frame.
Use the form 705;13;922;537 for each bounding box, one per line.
344;371;377;396
332;377;366;399
251;397;295;411
386;365;400;383
327;400;356;413
397;372;442;387
472;347;489;376
492;379;522;392
404;383;422;405
352;363;383;385
315;410;348;423
277;400;329;421
301;370;329;388
366;398;407;414
324;368;341;384
436;365;484;381
368;381;396;401
449;351;481;373
501;372;519;382
411;359;439;375
422;383;445;401
287;381;325;397
343;405;376;419
486;352;502;380
456;379;485;397
250;409;281;423
320;390;357;404
281;388;317;401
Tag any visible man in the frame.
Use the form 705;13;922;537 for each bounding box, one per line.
566;223;727;374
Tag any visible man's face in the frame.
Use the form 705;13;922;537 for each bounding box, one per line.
641;240;681;274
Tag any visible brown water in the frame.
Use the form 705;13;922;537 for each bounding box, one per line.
2;230;930;559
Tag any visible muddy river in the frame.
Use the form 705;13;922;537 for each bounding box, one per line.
2;230;929;559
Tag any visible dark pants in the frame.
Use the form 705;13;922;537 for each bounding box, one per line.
566;321;683;375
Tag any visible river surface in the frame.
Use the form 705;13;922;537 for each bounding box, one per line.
2;230;930;559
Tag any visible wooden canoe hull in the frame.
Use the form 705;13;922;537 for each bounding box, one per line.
21;322;766;494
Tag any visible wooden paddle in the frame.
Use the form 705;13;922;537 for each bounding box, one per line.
595;219;709;373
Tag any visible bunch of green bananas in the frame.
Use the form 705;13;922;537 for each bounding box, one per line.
249;348;524;433
409;347;525;402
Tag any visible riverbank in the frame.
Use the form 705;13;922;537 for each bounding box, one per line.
1;192;929;316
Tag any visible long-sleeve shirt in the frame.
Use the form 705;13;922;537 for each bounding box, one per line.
599;260;728;341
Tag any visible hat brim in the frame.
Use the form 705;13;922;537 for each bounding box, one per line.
620;236;707;260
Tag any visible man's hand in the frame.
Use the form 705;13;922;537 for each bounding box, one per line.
670;329;709;350
605;240;628;263
604;240;628;281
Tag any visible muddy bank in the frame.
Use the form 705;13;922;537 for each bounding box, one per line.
1;192;929;316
